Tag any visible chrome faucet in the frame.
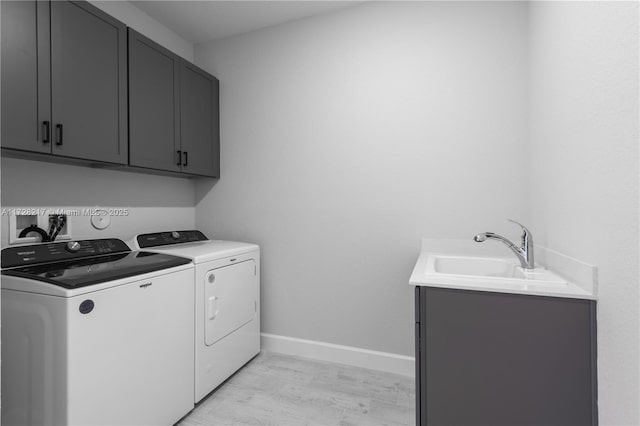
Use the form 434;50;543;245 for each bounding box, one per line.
474;219;535;269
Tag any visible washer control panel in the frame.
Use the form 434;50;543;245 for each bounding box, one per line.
137;230;208;248
1;239;131;268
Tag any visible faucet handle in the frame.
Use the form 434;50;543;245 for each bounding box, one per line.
507;219;532;241
507;219;534;268
508;218;527;231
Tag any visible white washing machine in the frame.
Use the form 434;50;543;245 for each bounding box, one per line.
131;230;260;402
1;238;195;426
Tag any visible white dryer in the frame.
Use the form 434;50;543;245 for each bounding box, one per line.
132;230;260;402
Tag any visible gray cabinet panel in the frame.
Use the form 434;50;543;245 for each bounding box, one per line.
416;287;597;426
415;287;424;426
1;0;218;178
50;1;127;164
1;1;50;153
128;29;180;172
180;61;220;178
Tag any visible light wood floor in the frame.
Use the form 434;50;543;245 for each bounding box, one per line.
178;351;415;426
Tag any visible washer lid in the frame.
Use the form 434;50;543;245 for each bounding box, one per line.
1;251;192;289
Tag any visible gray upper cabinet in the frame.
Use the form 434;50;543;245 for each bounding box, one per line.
2;0;218;177
180;61;220;178
50;1;127;164
1;1;51;153
128;32;220;178
1;0;127;164
128;29;181;173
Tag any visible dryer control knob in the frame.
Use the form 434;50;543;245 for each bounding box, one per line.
66;241;81;253
171;231;180;239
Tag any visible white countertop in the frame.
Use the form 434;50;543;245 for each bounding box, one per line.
409;239;597;300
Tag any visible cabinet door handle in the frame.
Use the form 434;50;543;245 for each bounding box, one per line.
176;150;182;166
55;124;63;146
183;151;188;167
42;121;50;144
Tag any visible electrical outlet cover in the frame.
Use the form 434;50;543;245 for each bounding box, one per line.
91;210;111;230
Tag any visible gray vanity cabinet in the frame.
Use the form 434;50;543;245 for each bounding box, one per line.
128;29;181;173
128;29;219;178
1;1;127;164
415;286;597;426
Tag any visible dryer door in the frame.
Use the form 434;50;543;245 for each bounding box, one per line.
204;259;256;346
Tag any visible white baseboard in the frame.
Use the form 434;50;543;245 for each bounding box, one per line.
260;333;415;378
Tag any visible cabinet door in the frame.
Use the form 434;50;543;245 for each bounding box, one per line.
419;287;597;426
1;1;51;153
128;29;181;172
50;1;127;164
180;61;220;177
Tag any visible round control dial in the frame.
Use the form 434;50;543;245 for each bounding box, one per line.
66;241;81;253
171;231;180;239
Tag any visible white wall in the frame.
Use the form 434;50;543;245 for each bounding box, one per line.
529;2;639;425
194;1;530;356
0;2;197;246
90;0;194;61
0;158;196;245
